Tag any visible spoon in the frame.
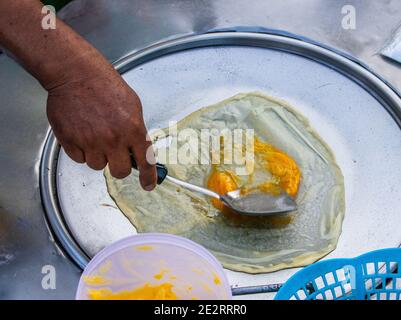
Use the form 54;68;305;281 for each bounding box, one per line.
131;159;297;216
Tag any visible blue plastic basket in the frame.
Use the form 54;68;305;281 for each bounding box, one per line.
275;248;401;300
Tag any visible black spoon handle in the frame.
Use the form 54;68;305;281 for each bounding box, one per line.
130;156;168;185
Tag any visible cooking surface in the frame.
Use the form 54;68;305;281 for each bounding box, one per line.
56;41;401;289
1;0;401;299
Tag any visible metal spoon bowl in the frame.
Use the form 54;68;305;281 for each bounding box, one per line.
165;174;297;217
131;159;297;216
220;189;297;216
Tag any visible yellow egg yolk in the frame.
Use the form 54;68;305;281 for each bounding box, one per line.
207;170;239;211
87;282;178;300
154;269;169;280
254;137;300;197
206;136;301;226
135;245;153;251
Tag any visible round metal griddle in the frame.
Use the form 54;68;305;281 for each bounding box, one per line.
40;31;401;295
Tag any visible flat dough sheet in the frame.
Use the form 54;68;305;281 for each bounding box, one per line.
104;92;345;273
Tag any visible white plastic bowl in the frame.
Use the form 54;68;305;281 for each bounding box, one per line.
76;233;232;300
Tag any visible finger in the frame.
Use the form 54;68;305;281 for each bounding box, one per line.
85;150;108;171
62;143;85;164
131;132;157;191
107;148;132;179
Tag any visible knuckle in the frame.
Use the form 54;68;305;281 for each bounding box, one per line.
62;145;85;163
139;161;155;172
129;111;145;127
127;119;142;133
86;154;107;171
139;165;156;181
103;129;122;148
110;166;131;179
87;161;106;171
86;162;98;170
59;135;75;146
73;155;85;164
134;152;153;168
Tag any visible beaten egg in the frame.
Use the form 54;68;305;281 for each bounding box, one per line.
87;282;178;300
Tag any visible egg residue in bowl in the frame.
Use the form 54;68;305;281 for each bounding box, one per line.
104;92;345;274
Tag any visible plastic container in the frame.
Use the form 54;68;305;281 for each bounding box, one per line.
76;233;232;300
275;248;401;300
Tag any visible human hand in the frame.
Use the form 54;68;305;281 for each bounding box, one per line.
46;57;157;191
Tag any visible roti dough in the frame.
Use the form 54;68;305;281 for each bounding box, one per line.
104;92;345;273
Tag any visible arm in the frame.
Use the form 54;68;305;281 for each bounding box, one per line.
0;0;157;190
